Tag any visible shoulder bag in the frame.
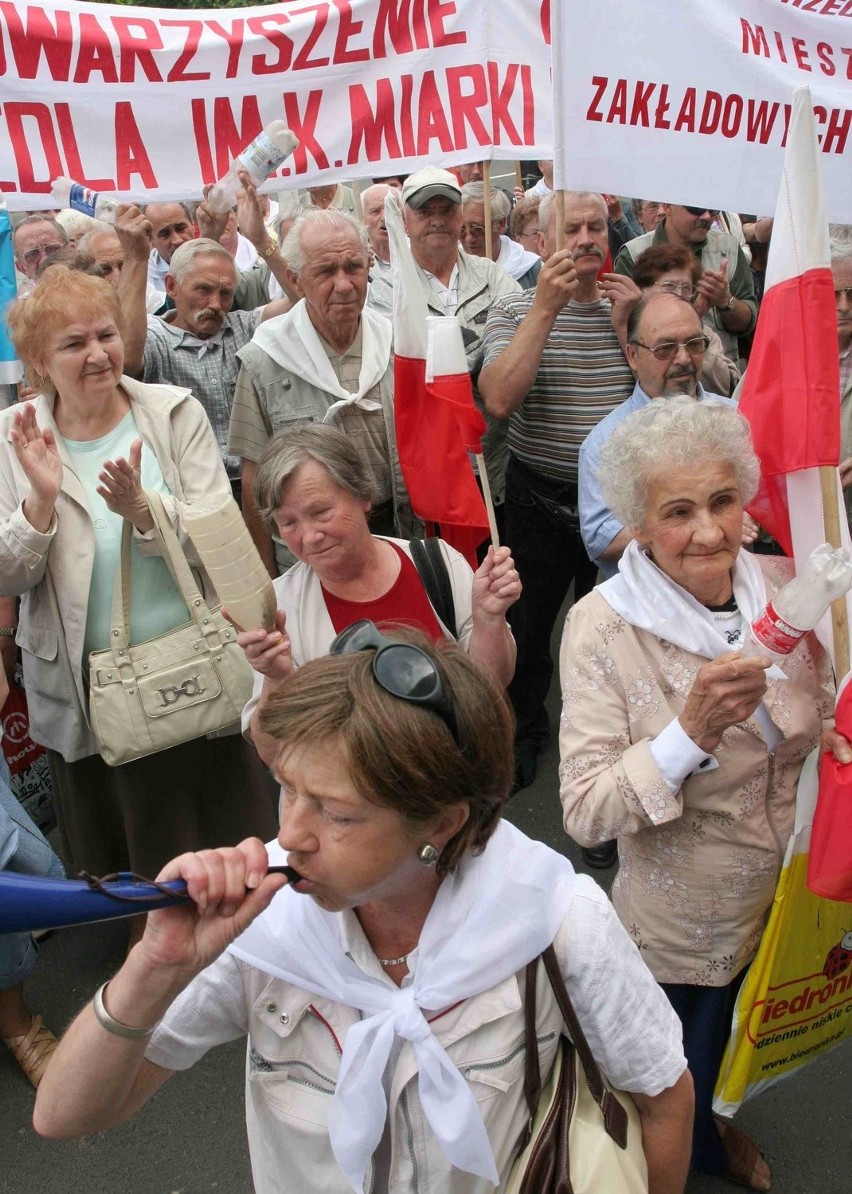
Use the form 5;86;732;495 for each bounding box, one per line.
409;536;458;638
505;944;649;1193
88;491;254;767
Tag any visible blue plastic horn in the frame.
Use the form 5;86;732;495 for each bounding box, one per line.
0;866;301;935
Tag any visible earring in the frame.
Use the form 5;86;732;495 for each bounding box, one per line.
417;843;439;866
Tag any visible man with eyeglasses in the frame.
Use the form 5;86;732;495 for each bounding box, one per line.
579;292;738;584
613;205;757;364
12;216;68;284
460;182;542;289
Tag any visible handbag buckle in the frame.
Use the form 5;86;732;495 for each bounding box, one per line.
157;676;205;707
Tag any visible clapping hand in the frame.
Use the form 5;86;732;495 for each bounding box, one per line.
97;438;155;533
11;403;63;532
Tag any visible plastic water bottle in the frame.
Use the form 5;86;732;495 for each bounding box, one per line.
49;177;118;223
745;543;852;659
207;123;300;214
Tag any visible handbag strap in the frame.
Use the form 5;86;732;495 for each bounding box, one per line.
409;536;458;639
108;491;212;647
521;953;543;1141
540;944;629;1148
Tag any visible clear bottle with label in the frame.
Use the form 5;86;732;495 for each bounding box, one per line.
206;122;299;214
744;543;852;660
49;177;119;223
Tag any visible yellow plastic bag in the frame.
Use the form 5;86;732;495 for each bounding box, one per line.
714;750;852;1116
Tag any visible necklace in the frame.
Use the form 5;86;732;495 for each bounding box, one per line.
711;607;740;621
377;952;412;968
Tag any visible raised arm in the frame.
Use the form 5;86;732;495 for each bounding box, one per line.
478;250;578;420
114;204;153;379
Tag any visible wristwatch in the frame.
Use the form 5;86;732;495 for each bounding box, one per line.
260;238;278;259
0;627;16;637
724;294;736;311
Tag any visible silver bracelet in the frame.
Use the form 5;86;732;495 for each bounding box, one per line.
92;980;159;1040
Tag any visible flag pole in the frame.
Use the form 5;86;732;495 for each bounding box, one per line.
514;162;523;192
352;179;363;223
482;161;493;262
555;191;565;252
476;452;500;548
819;466;851;679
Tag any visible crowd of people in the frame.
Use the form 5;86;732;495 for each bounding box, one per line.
0;154;850;1194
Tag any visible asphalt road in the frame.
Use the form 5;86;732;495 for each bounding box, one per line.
3;608;850;1193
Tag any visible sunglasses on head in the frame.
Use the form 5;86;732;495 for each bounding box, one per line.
329;620;460;745
682;206;719;218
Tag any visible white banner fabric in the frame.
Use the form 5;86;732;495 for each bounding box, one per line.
554;0;852;222
0;0;552;207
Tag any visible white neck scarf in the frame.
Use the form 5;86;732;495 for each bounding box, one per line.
599;541;783;743
495;235;541;281
228;820;576;1192
250;301;392;422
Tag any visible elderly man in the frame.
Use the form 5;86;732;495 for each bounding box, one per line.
833;227;852;526
460;182;541;289
456;161;484;184
614;204;758;361
580;293;736;581
361;182;392;278
12;215;67;283
77;225;164;315
297;183;355;214
118;205;291;502
141;201;196;294
228;209;414;575
479;190;635;793
369;166;520;508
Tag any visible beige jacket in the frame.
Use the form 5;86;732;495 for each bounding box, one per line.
0;378;231;761
559;557;833;986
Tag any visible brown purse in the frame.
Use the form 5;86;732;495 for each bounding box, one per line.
505;945;649;1193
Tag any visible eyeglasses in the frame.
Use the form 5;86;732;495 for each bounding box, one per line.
653;281;697;300
836;288;852;302
329;620;460;744
630;334;710;361
21;243;63;267
519;228;540;241
682;206;719;218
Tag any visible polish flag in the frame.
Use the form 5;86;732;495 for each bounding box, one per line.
0;194;23;386
385;191;489;566
738;87;850;674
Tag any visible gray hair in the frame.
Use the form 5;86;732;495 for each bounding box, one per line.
12;215;68;250
829;224;852;264
140;200;194;224
56;211;103;242
460;182;511;224
360;183;390;211
598;396;760;529
167;237;238;286
281;210;369;274
539;190;607;235
76;224;118;258
254;424;374;534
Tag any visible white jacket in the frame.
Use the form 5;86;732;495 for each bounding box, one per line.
0;378;231;760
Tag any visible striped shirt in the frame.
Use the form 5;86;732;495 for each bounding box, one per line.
143;309;262;481
482;294;634;483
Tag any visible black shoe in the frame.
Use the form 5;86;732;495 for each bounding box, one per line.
581;841;618;870
511;739;539;794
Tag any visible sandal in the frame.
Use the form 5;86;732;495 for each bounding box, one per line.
716;1119;772;1191
2;1013;59;1088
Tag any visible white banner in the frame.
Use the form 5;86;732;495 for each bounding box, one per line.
554;0;852;222
0;0;552;207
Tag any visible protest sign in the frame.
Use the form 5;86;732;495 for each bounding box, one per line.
553;0;852;221
0;0;552;206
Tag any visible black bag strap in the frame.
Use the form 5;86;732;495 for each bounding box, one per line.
409;537;458;639
522;945;629;1149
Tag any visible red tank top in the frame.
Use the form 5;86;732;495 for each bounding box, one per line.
322;543;446;642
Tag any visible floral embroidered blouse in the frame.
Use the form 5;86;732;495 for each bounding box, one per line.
558;557;834;986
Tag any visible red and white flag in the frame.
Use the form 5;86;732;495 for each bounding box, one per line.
385;192;489;567
738;86;850;675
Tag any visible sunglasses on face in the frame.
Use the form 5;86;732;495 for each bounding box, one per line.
329;620;460;745
631;334;710;361
21;243;64;267
682;206;719;218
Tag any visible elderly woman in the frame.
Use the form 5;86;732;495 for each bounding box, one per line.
34;628;693;1192
0;268;276;890
237;424;520;767
559;399;833;1191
